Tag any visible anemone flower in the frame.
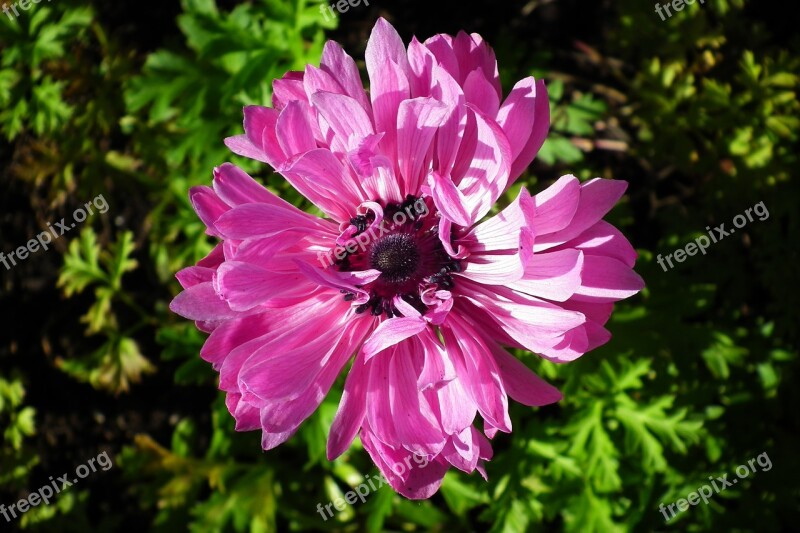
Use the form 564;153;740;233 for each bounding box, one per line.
170;17;644;499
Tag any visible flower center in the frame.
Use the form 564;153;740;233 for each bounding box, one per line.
331;196;460;317
369;233;420;283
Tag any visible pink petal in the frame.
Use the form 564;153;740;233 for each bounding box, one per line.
366;18;409;83
557;220;638;268
189;186;229;236
389;344;447;456
488;342;563;406
276;100;317;157
397;97;449;195
176;265;215;290
433;377;477;435
272;71;306;110
169;282;237;322
453;31;501;98
463;68;500;117
310;91;375;152
360;424;449;499
238;317;357;405
428;171;471;227
214;203;333;240
459;252;526;284
458;281;586;353
320;40;372;116
572;255;645;302
417;332;457;391
430;65;467;176
226;392;261;431
327;350;369;460
510;249;584;302
370;59;410;177
454;107;512;223
365;350;399;445
215;261;308;311
536;178;629;249
200;313;271;367
363;317;428;361
212;163;285;207
532;175;581;236
407;36;436;98
497;77;550;183
442;316;511;432
461;187;536;253
285;148;365;210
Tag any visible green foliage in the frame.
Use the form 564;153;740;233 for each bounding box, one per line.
0;376;38;490
57;229;154;393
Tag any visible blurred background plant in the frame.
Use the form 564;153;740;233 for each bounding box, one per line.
1;0;797;531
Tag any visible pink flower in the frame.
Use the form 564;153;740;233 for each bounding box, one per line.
170;18;644;499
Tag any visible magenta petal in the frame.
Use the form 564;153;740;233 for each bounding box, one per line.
212;163;283;207
189;186;229;236
170;282;237;322
461;187;536;253
558;220;638;268
320;40;372;116
215;261;308;311
200;313;271;368
572;255;646;302
242;105;284;164
176;265;214;289
510;249;584;302
498;77;550;183
224;135;269;164
239;318;356;405
360;425;449;500
489;342;562;406
417;332;457;391
396;97;449;195
363;317;428;361
536;178;629;249
428;171;471;227
459;252;526;285
442;316;511;433
311;91;375;150
455;107;512;222
463;68;500;117
532;174;581;236
215;203;333;240
434;376;477;434
407;36;436;98
276;100;317;157
260;319;372;434
365;350;399;445
272;71;306;110
226;393;261;431
366;18;410;84
327;351;369;460
389;345;447;456
285;148;365;209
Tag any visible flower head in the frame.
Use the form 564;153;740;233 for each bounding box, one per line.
170;18;644;499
